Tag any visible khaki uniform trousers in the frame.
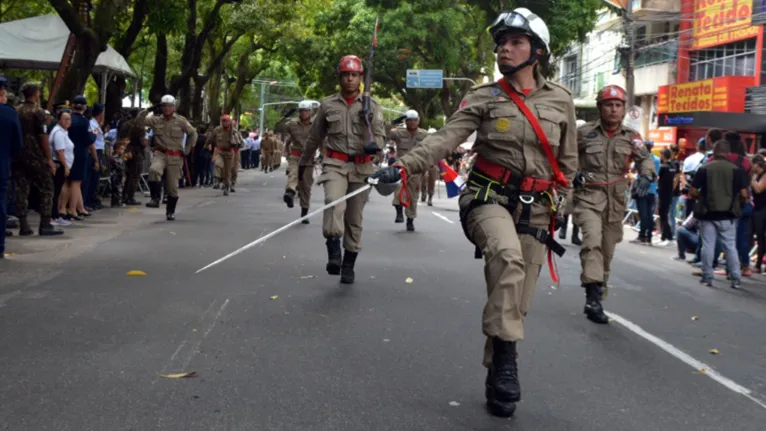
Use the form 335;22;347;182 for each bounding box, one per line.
232;150;240;185
261;151;272;170
318;165;371;253
286;155;315;209
214;152;223;179
421;165;438;198
459;194;547;368
215;151;235;186
149;152;183;198
573;206;623;286
392;173;421;219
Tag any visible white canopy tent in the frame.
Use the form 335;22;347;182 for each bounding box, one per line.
0;14;136;102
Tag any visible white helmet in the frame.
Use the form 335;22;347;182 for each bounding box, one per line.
489;7;550;56
160;94;176;105
405;109;419;120
298;100;312;110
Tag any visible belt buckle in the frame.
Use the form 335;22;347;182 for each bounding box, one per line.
519;194;534;204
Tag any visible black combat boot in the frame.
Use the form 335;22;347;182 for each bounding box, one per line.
340;250;358;284
223;184;230;196
558;215;568;240
427;195;433;206
38;217;64;236
421;193;426;203
145;182;161;208
212;178;220;190
406;218;415;232
284;189;296;208
394;205;404;223
230;184;236;193
486;338;520;417
326;238;342;275
584;283;609;324
571;224;582;246
166;196;178;221
18;215;33;236
301;207;309;225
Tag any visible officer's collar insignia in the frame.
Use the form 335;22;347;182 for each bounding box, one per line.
491;88;502;96
586;131;598;138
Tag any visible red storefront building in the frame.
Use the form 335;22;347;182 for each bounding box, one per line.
658;0;766;153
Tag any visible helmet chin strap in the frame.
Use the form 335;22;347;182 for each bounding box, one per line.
498;52;539;79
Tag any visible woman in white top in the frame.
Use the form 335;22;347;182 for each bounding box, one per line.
50;111;76;223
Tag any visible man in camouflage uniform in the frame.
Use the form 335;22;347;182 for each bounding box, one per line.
119;108;146;205
277;101;316;223
139;95;197;220
299;54;386;285
12;83;62;236
372;8;576;417
573;85;655;324
388;109;428;231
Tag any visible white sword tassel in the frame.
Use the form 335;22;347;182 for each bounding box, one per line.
195;184;373;274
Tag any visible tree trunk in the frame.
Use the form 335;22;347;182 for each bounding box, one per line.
149;33;168;105
55;30;100;102
192;76;205;123
207;63;224;127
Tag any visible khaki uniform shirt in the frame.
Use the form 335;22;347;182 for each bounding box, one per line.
141;112;197;154
17;102;47;159
209;126;241;151
387;127;428;159
396;73;578;218
300;93;385;176
575;121;655;222
276;119;313;154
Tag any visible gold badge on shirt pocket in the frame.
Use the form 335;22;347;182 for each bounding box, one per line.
495;118;512;133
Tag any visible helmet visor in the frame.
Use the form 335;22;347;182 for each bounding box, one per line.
492;11;529;30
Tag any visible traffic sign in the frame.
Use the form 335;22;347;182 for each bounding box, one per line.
623;105;642;131
406;69;443;89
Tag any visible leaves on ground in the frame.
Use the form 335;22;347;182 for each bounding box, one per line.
405;277;413;284
270;295;279;300
691;316;699;321
449;401;460;406
549;285;557;290
126;270;147;276
694;368;707;374
157;372;197;379
300;275;316;279
709;348;719;355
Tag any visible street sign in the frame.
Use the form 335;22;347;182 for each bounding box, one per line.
406;69;443;89
623;105;642;131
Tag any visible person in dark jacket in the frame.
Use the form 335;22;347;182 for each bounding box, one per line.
1;76;24;256
66;95;98;218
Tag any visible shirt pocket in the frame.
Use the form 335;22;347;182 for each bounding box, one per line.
535;105;563;157
583;143;606;172
326;113;344;136
170;124;184;138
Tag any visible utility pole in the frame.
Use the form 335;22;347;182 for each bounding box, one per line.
623;0;636;108
258;81;266;136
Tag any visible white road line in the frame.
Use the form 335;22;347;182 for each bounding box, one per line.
607;311;766;410
181;298;230;369
431;212;455;224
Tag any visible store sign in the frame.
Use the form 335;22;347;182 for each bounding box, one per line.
692;0;758;48
647;127;678;146
657;76;755;113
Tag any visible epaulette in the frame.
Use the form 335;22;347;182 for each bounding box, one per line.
470;81;497;91
547;80;572;96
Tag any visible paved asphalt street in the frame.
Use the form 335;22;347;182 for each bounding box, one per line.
2;166;766;431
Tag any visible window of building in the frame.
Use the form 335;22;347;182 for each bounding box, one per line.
690;39;756;80
561;55;579;94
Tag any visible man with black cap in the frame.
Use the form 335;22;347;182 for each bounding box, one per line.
139;95;197;220
1;76;23;256
10;83;62;236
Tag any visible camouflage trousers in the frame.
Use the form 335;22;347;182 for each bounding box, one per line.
12;156;54;218
111;172;124;206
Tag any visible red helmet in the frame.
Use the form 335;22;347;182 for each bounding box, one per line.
337;55;364;73
597;85;626;104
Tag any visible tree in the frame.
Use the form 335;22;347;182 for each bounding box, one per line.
47;0;130;103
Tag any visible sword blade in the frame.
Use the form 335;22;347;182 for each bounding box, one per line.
195;184;373;274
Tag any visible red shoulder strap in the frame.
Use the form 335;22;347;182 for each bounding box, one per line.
496;78;568;188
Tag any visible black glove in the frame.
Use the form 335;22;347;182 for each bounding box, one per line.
573;172;587;189
370;166;401;184
363;141;381;155
298;165;306;181
635;175;652;197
